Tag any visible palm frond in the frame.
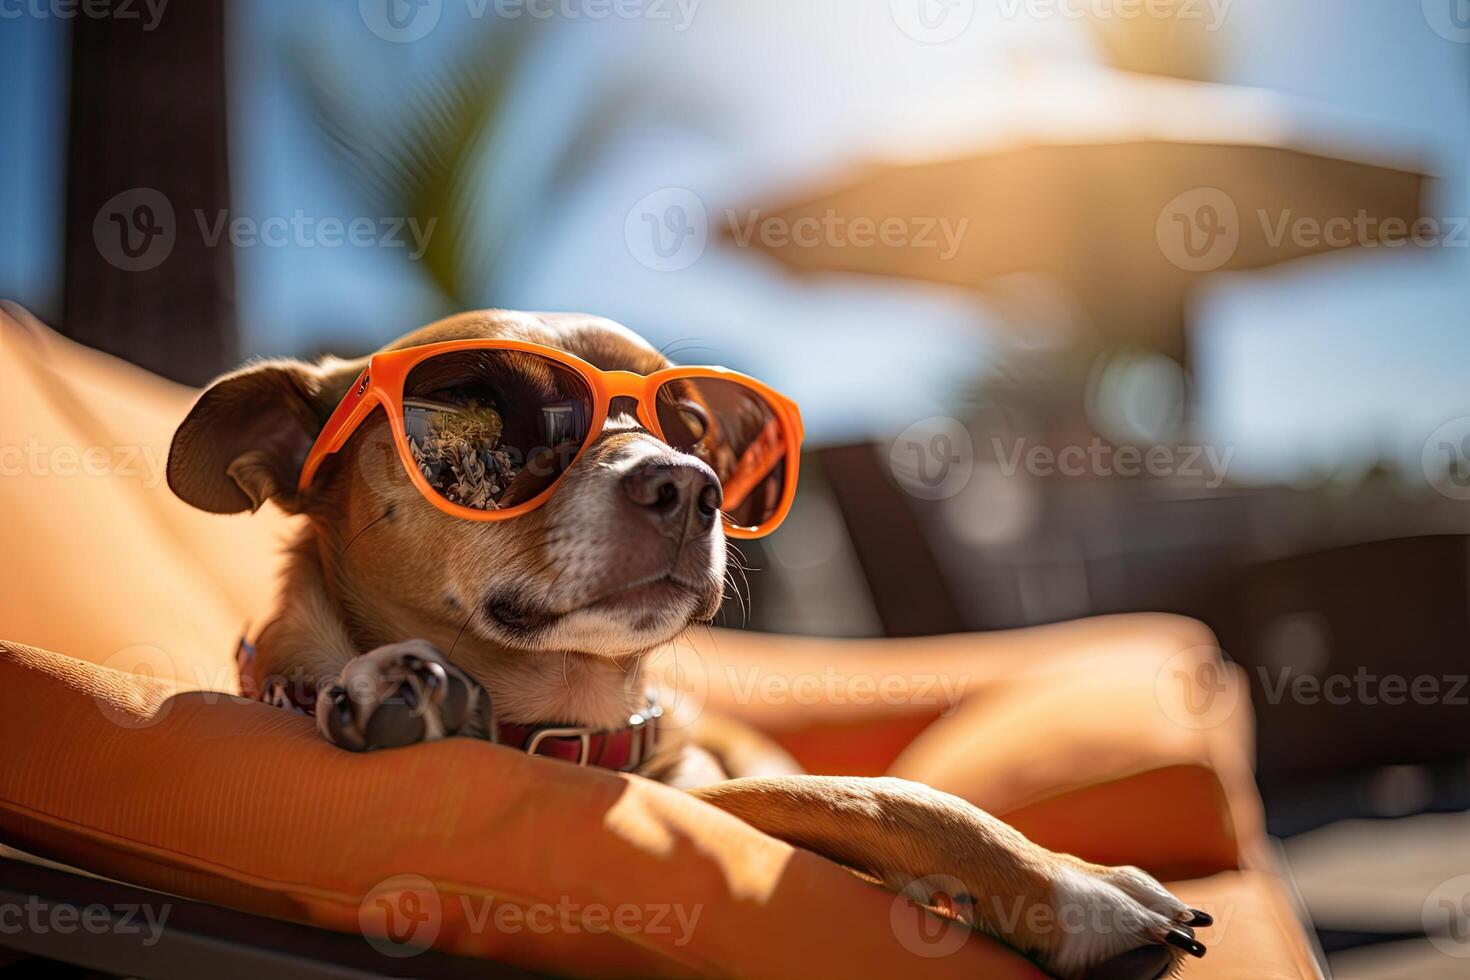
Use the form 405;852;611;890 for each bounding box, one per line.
290;21;538;307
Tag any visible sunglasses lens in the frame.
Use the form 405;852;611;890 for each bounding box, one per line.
403;350;593;511
655;377;790;529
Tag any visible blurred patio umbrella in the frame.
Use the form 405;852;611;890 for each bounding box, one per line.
730;70;1431;367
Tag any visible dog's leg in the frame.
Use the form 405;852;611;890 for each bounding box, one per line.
690;776;1203;979
315;640;482;751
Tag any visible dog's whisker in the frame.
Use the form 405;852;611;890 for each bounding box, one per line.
657;336;714;362
732;556;756;625
721;553;752;627
446;605;476;662
342;504;396;557
721;568;746;628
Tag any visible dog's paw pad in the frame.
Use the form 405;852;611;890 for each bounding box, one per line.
316;640;480;751
1084;945;1177;980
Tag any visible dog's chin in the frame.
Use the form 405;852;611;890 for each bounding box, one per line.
480;575;720;657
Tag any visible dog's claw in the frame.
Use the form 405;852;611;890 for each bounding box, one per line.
319;683;367;751
403;654;446;691
1164;929;1207;958
1184;908;1213;927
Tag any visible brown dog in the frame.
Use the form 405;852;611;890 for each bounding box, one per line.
167;310;1204;978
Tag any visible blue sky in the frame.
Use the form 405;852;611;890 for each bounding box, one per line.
2;0;1466;479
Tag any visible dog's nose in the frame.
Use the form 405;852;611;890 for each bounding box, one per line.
622;459;721;528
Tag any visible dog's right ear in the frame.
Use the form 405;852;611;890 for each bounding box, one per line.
168;358;362;515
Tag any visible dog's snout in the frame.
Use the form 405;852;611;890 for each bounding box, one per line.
622;459;721;528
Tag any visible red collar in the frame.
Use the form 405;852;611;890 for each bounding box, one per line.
495;699;662;773
238;630;661;770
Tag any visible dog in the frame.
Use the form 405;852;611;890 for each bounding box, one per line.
167;309;1206;979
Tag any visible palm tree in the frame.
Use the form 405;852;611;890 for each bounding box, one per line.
293;21;702;314
63;0;237;385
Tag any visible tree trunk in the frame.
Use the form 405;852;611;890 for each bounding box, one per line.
62;0;235;385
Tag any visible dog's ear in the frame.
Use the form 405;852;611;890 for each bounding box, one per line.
167;357;363;514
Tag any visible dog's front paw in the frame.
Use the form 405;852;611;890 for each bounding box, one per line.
1038;861;1208;979
316;640;481;751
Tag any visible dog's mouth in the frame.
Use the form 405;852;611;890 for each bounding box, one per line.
483;573;709;639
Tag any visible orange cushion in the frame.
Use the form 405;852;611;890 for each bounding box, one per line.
0;309;1311;976
0;311;293;679
648;617;1260;876
0;641;1045;978
1167;872;1323;980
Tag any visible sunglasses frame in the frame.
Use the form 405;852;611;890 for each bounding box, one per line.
297;339;804;538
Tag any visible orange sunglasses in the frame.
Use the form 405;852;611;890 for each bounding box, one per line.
297;339;803;538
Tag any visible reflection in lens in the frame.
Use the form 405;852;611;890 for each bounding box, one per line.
403;350;593;510
656;377;787;528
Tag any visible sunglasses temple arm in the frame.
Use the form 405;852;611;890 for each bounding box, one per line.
720;416;787;511
298;366;375;492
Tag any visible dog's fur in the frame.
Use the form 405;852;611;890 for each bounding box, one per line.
168;310;1198;978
